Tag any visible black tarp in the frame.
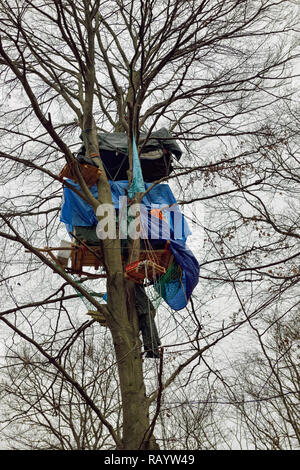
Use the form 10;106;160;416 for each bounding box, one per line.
77;127;182;182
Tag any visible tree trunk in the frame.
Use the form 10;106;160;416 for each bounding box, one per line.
108;273;157;449
99;240;159;449
78;142;158;449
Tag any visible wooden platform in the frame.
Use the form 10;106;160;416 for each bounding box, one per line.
28;240;173;282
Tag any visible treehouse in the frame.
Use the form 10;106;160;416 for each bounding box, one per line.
57;191;178;285
33;129;199;313
28;130;199;358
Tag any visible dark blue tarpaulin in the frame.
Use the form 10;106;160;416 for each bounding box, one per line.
60;180;199;310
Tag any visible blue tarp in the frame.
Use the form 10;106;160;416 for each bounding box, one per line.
60;180;191;240
60;180;199;310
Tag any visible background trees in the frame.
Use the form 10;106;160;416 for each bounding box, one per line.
0;0;299;450
229;310;300;449
1;333;122;450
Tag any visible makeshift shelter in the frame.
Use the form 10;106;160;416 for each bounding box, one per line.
76;127;182;182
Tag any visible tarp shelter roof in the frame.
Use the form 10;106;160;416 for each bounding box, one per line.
79;127;183;160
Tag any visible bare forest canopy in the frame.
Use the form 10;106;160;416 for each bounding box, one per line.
0;0;299;451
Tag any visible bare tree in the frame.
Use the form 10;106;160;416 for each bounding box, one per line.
228;310;300;450
0;0;299;450
0;333;122;450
